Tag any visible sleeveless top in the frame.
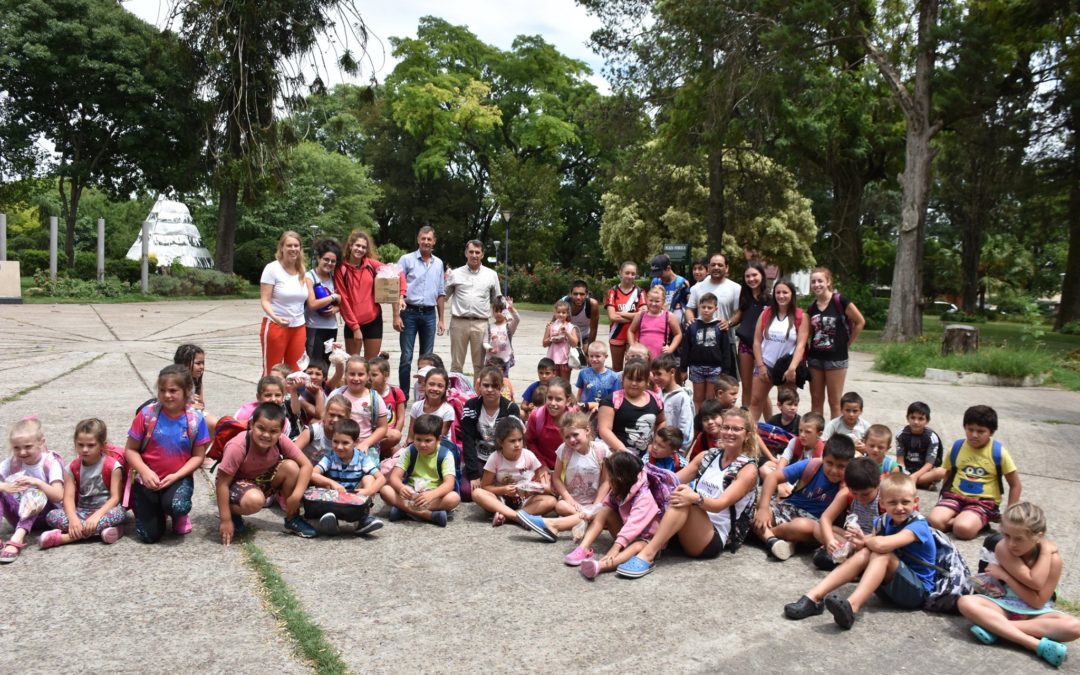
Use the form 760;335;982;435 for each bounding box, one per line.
569;301;591;342
637;311;669;360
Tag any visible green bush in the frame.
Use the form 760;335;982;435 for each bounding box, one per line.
149;274;184;296
837;281;888;330
148;267;249;296
941;311;987;324
377;242;407;264
1061;321;1080;336
875;341;1053;380
71;251;98;279
12;249;50;275
505;263;609;304
28;270;131;298
106;258;142;283
234;238;279;284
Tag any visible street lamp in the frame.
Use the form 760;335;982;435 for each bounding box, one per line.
500;209;512;296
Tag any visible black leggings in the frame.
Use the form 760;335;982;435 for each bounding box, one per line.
131;476;194;544
305;327;338;362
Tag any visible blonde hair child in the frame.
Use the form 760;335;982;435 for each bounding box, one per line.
0;418;64;562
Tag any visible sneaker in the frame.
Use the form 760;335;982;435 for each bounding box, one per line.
812;547;837;571
564;546;594;567
824;593;855;630
517;511;557;543
100;526;123;545
284;515;317;538
355;516;384;535
430;510;448;527
232;513;247;534
784;595;824;620
770;538;795;561
388;506;406;522
318;513;340;536
39;529;62;550
172;515;193;535
580;558;601;580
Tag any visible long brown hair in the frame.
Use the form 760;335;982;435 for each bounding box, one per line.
344;229;379;266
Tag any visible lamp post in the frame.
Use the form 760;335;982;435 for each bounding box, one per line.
500;209;512;296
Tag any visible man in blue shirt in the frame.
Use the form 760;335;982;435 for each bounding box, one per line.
395;226;446;391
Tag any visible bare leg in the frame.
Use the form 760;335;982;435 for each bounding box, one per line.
824;368;847;419
809;367;826;415
951;511;985;540
611;344;626;373
363;338;382;360
738;351;755;408
928;505;957;531
749;374;773;423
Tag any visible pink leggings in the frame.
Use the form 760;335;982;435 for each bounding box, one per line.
260;318;306;375
0;491;56;532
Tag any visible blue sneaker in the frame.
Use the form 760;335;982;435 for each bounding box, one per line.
355;516;384;535
516;511;557;542
284;515;317;538
388;506;406;522
615;555;655;578
430;510;448;527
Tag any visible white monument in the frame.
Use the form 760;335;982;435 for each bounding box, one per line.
126;196;214;269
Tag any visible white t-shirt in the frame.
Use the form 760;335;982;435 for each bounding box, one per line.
687;277;741;318
760;315;798;368
483;448;542;485
261;261;308;328
822;416;870;443
304;269;338;331
558;440;607;505
341;389;389;439
695;453;756;546
477;405;499;465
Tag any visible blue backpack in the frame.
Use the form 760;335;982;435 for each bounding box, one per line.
885;514;973;613
401;440;464;496
942;439;1002;497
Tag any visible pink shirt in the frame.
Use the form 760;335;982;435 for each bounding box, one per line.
341;388;388;439
218;432;305;480
604;470;661;548
637;311;670;360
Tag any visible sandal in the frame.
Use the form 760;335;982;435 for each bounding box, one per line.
0;539;27;563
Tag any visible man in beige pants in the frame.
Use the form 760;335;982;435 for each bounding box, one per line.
446;240;501;375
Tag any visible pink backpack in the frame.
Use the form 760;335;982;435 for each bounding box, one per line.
70;443;130;510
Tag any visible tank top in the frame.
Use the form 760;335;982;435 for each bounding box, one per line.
760;314;797;368
637;311;669;360
569;301;591;342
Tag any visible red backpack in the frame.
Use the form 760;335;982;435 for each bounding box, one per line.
206;416;249;467
70;443;130;510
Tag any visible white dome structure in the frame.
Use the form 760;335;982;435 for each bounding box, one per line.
125;196;214;269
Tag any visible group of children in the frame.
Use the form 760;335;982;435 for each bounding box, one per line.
3;328;1079;668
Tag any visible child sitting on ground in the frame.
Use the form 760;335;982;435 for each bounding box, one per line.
647;427;685;472
784;472;938;630
753;434;855;560
331;355;389;462
686;400;726;460
383;414;461;527
652;354;693;456
767;387;801;435
576;342;621;413
929;404;1021;540
406;367;456;443
0;417;64;563
471;417;556;527
864;424;899;475
811;456;881;570
759;412;826;489
520;358;558;418
895;401;946;488
215;403;317;544
484;356;515;402
40;419;127;549
298;360;329;424
294;394;351;464
369;357;406;459
822;391;869;453
958;502;1080;667
308;418;385;535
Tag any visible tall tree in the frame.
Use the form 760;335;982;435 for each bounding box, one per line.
175;0;368;273
1052;3;1080;329
0;0;203;267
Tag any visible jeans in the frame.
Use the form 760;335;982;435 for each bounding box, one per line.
399;308;437;391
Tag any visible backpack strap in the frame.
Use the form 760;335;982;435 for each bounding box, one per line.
759;306;772;336
793;458;823;494
369;390;378;430
992;439;1004;496
612;390;625;410
401;446;419;486
941;439;965;496
138;402;163;454
69;457;82;492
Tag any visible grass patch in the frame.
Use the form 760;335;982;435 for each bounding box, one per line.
20;276;261;304
241;540;349;674
874;342;1054;381
0;354;104;404
1056;597;1080;617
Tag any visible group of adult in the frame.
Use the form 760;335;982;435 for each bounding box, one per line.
258;226;867;419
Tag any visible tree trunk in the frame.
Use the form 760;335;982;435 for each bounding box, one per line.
706;148;726;253
57;176;82;270
214;182;238;274
1056;162;1080;329
959;175;987;312
829;166;864;281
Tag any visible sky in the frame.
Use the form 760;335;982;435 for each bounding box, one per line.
121;0;611;91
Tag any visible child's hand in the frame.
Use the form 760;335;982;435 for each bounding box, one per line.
753;509;774;532
158;473;179;489
68;518;86;540
854;438;866;454
826;538;844;554
398;485;415;502
329;481;346;493
219;518;235;546
505;297;514;310
413;491;433;510
503;484;519;499
139;467;162;490
83;513;101;535
777;483;793;499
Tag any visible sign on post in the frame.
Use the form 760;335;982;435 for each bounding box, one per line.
662;243;692;271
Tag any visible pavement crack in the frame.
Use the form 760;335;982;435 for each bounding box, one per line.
0;354;104;404
136;304;224;342
125;353;156;396
89;304;121;341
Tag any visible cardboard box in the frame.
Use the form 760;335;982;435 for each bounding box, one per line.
374;276;400;304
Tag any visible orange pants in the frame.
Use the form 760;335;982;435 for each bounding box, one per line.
260;318;306;375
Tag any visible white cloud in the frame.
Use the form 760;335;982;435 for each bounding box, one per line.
121;0;609;91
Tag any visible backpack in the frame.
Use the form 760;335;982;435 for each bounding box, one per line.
561;294;593;319
791;458;825;494
884;514;973;612
756;422;795;457
833;292;854;338
301;487;371;523
643;463;679;514
137;402;200;458
559;440;607;483
70;443;131;510
401;440;464;496
611;389;664;411
758;306;805;341
697;449;758;552
206;416;249;467
941;439;1003;498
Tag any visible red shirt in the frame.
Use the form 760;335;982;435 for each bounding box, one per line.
525;408;563;469
335;258;405;330
605;285;644;344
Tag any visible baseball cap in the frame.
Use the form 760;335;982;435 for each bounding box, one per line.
650;254;671;273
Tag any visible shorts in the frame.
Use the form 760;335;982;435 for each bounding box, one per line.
229;467;279;504
769;498;818;525
689;364;724;384
935;491;1000;527
344;314;383;341
807;358;848;370
737;341;753;356
697;528;725;559
876;560;929;609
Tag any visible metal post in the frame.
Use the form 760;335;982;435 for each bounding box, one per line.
141;219;150;293
96;218;105;282
0;213;6;261
49;216;58;281
504;221;509;296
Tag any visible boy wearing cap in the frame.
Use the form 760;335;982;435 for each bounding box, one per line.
650;254;691;325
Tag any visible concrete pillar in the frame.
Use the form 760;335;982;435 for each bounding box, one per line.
0;213;6;261
141;220;150;293
97;218;105;281
49;216;58;281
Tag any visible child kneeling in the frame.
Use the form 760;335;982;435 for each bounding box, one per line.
382;414;461;527
783;473;935;629
215;403;317;544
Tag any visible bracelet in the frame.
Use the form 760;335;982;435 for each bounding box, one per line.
697;493;705;507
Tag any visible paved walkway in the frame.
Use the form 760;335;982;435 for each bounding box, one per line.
1;300;1078;673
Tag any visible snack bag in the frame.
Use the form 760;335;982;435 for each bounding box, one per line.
18;486;48;520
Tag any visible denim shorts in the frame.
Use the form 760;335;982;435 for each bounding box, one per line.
876;560;929;609
808;358;848;371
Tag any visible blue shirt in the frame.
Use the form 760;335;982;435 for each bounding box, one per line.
316;448;379;491
522;380;541;403
575;367;621;405
782;459;843;517
651;274;691;320
878;514;937;592
398;250;446;307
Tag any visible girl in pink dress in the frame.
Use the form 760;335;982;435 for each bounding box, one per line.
628;286;682;361
542;300;579;380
